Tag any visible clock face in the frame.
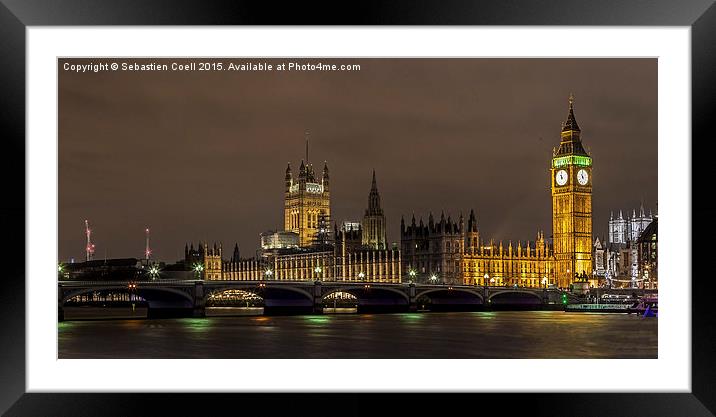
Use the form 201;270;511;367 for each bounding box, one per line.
555;170;568;186
577;169;589;185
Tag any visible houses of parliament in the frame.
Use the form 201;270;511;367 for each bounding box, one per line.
186;96;593;288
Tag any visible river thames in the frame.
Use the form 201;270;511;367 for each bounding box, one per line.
58;311;657;359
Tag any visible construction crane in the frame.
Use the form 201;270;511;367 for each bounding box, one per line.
84;219;95;261
145;227;152;260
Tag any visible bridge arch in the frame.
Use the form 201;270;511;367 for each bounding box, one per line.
488;289;544;304
60;286;194;307
321;286;410;304
206;283;315;304
415;288;484;302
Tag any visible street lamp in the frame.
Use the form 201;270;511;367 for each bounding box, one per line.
542;277;548;289
358;271;365;280
430;274;438;284
193;263;204;279
265;268;273;279
490;277;496;286
484;273;489;287
148;265;160;280
127;281;138;311
314;265;323;282
408;269;416;284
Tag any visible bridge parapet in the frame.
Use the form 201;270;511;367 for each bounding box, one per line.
59;280;580;315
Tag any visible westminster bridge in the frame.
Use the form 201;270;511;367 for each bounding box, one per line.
58;279;657;319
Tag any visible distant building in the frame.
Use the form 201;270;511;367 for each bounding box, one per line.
341;221;361;232
260;230;299;250
59;258;149;281
603;204;655;287
608;204;654;245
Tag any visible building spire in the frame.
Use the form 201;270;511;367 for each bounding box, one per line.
305;129;310;164
366;170;383;215
562;93;580;133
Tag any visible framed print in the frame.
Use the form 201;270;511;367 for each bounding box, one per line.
1;0;714;416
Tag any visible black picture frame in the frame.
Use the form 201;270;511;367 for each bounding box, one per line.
1;1;713;416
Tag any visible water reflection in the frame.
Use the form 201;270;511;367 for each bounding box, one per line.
58;311;657;359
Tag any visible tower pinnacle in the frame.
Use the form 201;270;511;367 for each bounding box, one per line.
562;93;580;133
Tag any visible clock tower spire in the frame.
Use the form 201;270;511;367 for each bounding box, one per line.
551;94;594;288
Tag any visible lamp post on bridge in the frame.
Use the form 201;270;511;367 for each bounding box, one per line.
408;269;416;284
193;263;204;280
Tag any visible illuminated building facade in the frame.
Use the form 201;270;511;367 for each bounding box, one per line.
401;209;555;287
284;154;331;248
551;94;593;288
206;169;401;283
637;217;657;289
184;242;222;280
336;225;401;283
186;95;605;289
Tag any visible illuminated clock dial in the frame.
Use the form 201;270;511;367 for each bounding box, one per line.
577;169;589;185
555;169;568;186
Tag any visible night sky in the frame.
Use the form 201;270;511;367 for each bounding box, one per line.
59;58;657;262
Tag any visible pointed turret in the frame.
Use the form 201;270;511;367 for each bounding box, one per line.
299;160;307;181
321;161;330;191
232;243;240;262
285;162;293;191
468;209;478;232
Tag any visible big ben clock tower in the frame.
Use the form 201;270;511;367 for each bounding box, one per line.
551;94;593;289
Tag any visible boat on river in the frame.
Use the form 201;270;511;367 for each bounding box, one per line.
566;294;657;317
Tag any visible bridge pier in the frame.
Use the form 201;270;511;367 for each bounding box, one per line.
58;306;64;322
312;281;324;314
193;281;206;318
408;283;417;311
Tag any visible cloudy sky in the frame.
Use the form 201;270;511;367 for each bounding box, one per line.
59;58;657;262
